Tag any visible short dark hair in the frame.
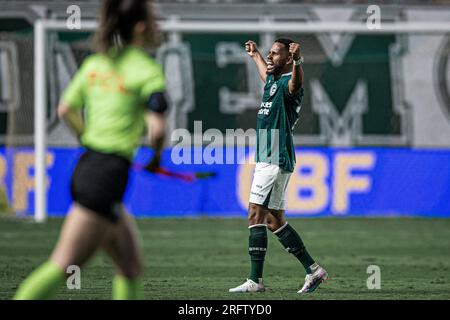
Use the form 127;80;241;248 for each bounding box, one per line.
274;38;294;50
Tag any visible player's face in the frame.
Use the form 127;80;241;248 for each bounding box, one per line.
266;42;291;75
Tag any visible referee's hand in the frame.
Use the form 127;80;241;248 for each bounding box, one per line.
144;155;161;173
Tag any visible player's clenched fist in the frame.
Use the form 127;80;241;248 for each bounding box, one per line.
245;40;258;57
289;42;301;60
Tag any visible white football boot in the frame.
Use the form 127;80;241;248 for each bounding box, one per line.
298;265;328;293
229;279;265;293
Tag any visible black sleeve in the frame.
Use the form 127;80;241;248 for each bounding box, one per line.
146;92;169;114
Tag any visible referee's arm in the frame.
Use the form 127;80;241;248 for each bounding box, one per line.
144;92;169;171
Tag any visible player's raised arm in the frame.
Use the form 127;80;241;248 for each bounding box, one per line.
245;40;268;83
288;42;304;95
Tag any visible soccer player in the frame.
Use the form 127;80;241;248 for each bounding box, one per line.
229;39;328;294
14;0;168;300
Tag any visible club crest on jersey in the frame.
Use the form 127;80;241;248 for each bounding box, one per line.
270;83;277;96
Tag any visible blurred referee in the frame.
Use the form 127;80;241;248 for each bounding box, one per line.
14;0;168;300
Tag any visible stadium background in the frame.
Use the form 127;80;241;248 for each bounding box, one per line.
0;0;449;301
0;0;449;218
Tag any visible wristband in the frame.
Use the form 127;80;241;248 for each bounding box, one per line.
293;56;304;66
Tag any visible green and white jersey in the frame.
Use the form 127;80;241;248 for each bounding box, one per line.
256;73;304;172
62;46;166;160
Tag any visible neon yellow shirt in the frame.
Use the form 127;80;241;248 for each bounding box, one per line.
62;46;166;160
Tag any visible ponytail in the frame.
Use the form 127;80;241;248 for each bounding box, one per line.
94;0;159;54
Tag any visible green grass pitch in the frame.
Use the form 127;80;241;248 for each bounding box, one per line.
1;217;449;300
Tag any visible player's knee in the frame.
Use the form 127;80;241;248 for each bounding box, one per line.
247;203;266;225
248;203;260;214
267;221;278;233
267;218;282;233
265;213;284;233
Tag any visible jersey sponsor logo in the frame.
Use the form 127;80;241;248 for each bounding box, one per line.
258;102;272;115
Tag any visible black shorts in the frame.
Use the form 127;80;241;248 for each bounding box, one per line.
70;149;130;223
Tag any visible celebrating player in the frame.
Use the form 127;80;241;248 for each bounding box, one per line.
14;0;168;300
229;39;328;294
